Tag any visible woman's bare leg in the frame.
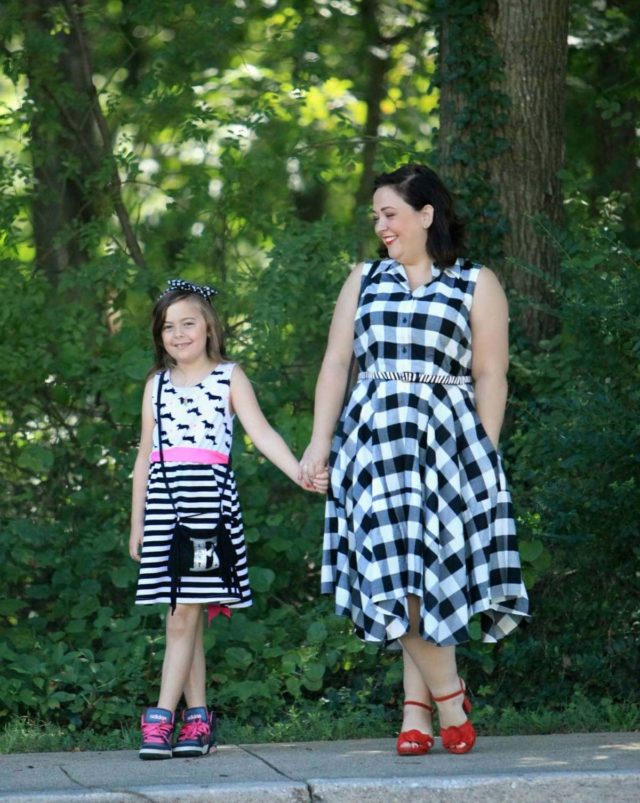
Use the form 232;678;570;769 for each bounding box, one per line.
398;646;433;749
400;595;468;731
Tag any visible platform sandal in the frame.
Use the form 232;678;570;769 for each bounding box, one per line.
396;700;435;756
432;679;476;755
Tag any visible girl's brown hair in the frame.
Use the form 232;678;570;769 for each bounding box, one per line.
150;290;227;373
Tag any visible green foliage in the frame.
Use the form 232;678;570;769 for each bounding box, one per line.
475;693;640;737
498;201;640;709
432;0;510;263
567;0;640;246
2;0;411;732
0;0;638;745
2;693;637;753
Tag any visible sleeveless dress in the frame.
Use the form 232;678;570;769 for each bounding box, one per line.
321;258;529;646
135;362;252;608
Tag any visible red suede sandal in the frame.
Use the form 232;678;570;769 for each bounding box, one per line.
432;679;476;754
396;700;435;756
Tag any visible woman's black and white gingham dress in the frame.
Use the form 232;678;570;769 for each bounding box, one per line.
135;363;252;608
321;258;529;646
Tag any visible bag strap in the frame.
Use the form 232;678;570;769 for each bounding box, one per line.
156;371;180;518
155;370;231;522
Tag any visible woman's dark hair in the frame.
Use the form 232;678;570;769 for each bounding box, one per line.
149;290;227;375
373;163;465;266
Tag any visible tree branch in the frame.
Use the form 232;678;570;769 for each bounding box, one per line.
63;0;147;271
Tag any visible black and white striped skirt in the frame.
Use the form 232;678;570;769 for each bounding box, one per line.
135;462;252;607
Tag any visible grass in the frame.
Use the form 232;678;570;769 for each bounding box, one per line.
1;698;638;754
473;697;640;737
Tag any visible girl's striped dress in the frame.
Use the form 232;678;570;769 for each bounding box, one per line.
135;362;252;608
321;258;529;647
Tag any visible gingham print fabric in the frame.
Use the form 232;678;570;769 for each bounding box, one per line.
135;364;252;607
321;258;529;646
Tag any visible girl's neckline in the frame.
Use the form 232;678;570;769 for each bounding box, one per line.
166;363;220;389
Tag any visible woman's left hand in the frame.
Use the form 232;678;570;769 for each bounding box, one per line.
299;438;331;488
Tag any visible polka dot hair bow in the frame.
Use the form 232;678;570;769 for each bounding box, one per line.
162;278;219;300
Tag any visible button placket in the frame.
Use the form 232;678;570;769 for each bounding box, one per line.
398;298;414;357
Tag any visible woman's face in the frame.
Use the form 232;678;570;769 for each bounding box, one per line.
372;185;433;266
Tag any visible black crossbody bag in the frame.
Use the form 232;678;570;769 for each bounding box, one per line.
155;370;238;612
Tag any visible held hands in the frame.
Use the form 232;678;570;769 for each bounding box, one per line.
299;439;331;494
305;466;329;494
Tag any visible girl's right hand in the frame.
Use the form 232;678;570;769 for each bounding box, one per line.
311;467;330;494
299;438;331;487
129;528;143;562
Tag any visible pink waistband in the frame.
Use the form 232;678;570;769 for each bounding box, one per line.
150;447;230;464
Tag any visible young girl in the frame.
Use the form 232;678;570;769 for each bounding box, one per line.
129;279;326;760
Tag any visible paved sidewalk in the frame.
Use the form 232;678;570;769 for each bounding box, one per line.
0;732;639;802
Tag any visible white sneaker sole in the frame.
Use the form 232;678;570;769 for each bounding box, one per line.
139;747;173;760
172;743;215;757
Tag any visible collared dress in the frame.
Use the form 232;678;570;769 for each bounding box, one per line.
135;362;252;608
321;258;529;646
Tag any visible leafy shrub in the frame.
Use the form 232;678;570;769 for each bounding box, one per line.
494;209;640;709
1;205;638;735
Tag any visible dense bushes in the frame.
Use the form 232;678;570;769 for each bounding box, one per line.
0;220;390;731
0;210;638;733
497;211;640;710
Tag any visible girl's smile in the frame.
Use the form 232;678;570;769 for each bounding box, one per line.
161;299;209;366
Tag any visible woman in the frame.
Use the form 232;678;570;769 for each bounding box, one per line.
300;164;529;755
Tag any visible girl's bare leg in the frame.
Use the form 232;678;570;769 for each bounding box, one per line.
182;611;207;709
157;604;204;712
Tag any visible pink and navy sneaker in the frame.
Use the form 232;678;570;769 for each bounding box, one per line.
139;707;174;760
173;706;216;757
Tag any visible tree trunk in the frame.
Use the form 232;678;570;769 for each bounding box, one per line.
353;0;387;212
437;0;569;343
23;0;100;284
487;0;569;342
21;0;146;283
436;3;508;265
438;12;466;190
352;0;389;259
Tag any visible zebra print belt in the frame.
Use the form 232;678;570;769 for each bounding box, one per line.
358;371;472;385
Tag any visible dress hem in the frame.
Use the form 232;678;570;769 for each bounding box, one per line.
135;598;252;608
321;589;529;647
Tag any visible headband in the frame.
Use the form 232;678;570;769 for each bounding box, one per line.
161;278;219;300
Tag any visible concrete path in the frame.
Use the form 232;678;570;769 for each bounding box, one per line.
0;732;638;802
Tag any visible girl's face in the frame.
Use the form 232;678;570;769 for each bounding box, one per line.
161;298;210;366
372;185;433;266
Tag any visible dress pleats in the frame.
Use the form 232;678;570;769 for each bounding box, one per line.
321;258;529;646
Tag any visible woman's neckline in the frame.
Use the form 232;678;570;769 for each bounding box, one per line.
393;260;440;293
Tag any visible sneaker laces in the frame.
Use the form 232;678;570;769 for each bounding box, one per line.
178;718;210;741
141;720;173;743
